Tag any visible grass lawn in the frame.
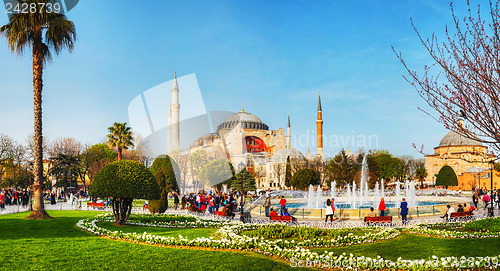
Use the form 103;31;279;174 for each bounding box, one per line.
0;211;299;271
311;233;500;261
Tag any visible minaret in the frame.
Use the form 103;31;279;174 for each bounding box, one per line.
168;72;180;153
316;92;323;157
286;114;291;148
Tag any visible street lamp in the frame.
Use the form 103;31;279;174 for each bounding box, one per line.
488;160;495;217
238;162;245;222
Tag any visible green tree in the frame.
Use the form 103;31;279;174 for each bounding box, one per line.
197;158;232;188
230;168;257;192
291;168;320;190
327;149;355;187
107;122;134;160
371;151;402;184
149;155;178;213
89;160;160;225
1;0;77;219
80;143;117;185
435;165;458;189
48;154;80;188
284;156;292;188
415;163;428;188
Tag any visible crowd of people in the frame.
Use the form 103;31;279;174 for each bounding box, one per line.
0;189;30;208
178;191;246;218
472;186;500;209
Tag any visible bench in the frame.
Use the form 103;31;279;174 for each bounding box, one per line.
214;211;227;217
87;202;105;209
364;216;392;224
449;210;473;221
270;215;293;222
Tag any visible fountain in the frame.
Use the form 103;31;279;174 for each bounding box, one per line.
249;154;469;219
395;180;401;208
307;185;323;209
330;181;337;199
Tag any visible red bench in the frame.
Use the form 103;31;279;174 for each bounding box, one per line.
364;216;392;224
214;211;227;217
450;211;473;219
87;202;105;209
270;215;293;222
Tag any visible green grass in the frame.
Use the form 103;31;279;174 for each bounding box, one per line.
311;233;500;261
98;221;217;239
5;210;500;270
0;211;300;270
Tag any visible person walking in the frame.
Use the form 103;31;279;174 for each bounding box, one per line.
483;193;491;209
173;192;179;210
325;198;334;222
264;197;271;217
400;198;408;224
378;197;386;216
496;190;500;209
472;191;479;208
279;196;286;216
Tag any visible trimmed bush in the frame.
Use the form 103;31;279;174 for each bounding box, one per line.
149;155;178;214
89;160;160;225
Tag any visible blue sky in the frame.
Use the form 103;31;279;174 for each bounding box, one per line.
0;0;476;158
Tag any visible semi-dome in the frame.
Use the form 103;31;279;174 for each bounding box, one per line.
271;147;305;162
216;111;269;132
439;130;483;147
305;152;318;161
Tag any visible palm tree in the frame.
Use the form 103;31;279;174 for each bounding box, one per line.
107;122;134;160
1;1;76;219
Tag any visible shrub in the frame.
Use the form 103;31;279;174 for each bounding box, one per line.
149;155;178;214
89;160;160;225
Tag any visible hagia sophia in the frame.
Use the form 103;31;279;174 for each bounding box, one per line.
165;73;498;192
424;119;498;190
166;73;325;191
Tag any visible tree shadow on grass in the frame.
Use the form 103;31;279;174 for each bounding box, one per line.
0;210;100;241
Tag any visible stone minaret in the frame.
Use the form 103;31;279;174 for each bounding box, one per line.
168;72;180;153
316;92;323;157
286;114;291;148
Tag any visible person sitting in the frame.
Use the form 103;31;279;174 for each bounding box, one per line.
441;205;455;221
269;208;278;216
469;205;476;214
463;203;469;212
283;208;291;216
222;205;235;218
367;207;377;217
457;204;464;212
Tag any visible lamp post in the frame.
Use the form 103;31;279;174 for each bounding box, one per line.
488;160;495;217
238;162;245;222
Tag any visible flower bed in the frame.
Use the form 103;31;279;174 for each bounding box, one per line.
406;218;500;239
76;213;500;270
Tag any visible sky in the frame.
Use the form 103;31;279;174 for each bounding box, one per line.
0;0;480;158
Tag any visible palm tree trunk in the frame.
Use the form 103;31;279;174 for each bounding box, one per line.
117;147;122;160
27;33;51;220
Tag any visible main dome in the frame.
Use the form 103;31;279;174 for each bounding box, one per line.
216;112;269;132
439;130;483;147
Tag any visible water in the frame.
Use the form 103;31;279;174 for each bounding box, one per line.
281;201;449;210
305;155;419;210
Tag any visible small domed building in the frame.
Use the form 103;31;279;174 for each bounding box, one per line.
424;120;496;190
